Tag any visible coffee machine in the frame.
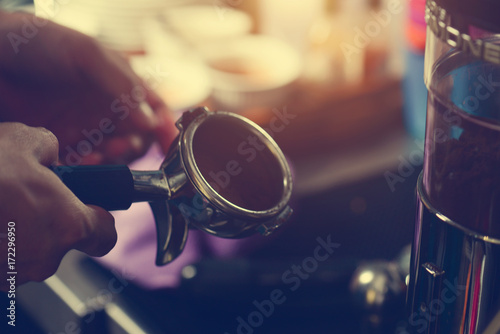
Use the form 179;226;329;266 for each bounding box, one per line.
407;1;500;333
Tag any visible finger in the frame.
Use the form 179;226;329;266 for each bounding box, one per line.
32;127;60;166
73;205;117;257
102;136;136;163
145;88;178;151
132;100;158;130
79;151;104;165
78;38;137;98
0;123;60;166
154;109;178;153
145;81;168;114
78;42;158;131
120;79;164;132
101;134;152;164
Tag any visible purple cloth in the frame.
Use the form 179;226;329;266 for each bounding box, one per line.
97;144;265;290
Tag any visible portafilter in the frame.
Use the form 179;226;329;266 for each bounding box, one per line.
52;107;293;265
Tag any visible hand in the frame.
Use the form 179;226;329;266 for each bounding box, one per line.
0;10;177;165
0;123;117;290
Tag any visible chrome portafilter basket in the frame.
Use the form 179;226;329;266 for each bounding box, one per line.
52;107;293;265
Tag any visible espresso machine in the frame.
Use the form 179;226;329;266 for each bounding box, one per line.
407;0;500;333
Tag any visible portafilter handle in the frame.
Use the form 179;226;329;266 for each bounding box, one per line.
51;165;170;211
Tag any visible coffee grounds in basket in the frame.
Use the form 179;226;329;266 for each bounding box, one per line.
192;116;284;211
424;99;500;238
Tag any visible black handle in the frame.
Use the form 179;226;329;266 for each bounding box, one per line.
51;165;134;211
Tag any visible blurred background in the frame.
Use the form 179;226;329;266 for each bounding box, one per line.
1;0;428;333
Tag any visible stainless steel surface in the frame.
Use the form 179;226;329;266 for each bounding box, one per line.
149;200;189;266
131;170;170;201
407;173;500;334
